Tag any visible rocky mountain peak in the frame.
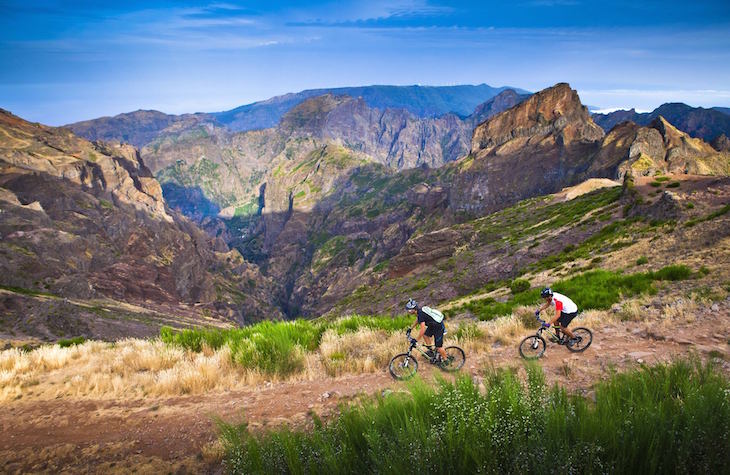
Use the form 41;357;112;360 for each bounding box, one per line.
470;82;604;155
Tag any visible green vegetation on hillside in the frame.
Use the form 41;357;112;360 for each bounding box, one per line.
456;265;692;321
219;359;730;474
160;315;413;376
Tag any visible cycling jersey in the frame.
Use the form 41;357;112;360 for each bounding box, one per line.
416;307;442;328
551;292;578;314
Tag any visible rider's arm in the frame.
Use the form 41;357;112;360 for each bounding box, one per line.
548;300;563;325
415;321;426;341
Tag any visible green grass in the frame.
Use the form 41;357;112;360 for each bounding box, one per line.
685;203;730;227
0;284;56;298
219;359;730;474
160;315;413;376
456;265;692;321
58;336;86;348
635;256;648;266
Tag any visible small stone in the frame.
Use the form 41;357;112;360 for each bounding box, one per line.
321;392;330;399
711;303;720;312
637;359;644;364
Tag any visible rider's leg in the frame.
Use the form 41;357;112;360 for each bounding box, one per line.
434;327;448;360
557;312;577;339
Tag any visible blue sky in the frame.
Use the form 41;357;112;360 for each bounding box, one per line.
1;0;729;125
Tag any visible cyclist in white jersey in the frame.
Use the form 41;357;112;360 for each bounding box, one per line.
536;287;580;347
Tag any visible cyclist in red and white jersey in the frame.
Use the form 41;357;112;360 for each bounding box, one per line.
536;288;580;347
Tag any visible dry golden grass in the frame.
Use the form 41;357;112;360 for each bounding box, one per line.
0;306;645;402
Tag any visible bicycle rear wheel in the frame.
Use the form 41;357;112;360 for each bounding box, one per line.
519;335;546;359
438;346;465;372
389;353;419;380
566;327;592;352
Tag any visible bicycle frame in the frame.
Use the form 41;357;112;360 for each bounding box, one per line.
535;317;568;343
406;342;440;363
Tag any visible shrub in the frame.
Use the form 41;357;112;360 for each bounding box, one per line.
509;279;531;294
635;256;649;266
58;336;86;348
219;360;730;474
456;265;692;320
651;264;692;281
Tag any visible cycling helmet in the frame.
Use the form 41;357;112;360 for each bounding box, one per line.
405;298;418;310
540;287;553;298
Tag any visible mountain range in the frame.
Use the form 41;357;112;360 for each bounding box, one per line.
592;103;730;143
2;82;730;340
66;84;529;149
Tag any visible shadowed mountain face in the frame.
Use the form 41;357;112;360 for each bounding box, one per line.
593;103;730;143
0;109;283;340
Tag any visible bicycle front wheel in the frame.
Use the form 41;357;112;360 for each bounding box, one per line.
389;353;419;380
438;346;466;372
566;328;592;352
519;335;546;359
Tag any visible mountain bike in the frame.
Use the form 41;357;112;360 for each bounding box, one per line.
518;316;592;359
388;329;466;380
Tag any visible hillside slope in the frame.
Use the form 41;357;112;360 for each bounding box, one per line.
0;110;282;341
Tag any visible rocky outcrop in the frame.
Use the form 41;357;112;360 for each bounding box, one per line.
471;83;604;154
448;83;604;215
587;116;730;178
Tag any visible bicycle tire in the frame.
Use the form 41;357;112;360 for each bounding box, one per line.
519;335;546;359
389;353;419;380
438;346;466;372
566;327;592;353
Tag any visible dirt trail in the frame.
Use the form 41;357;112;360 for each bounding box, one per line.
1;302;729;474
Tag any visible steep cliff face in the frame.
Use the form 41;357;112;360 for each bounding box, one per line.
588;116;730;178
280;94;471;168
0;109;282;339
1;109;172;222
450;83;604;215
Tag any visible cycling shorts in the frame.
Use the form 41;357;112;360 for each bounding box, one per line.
424;323;445;347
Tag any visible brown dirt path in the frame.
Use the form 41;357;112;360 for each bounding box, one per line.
1;301;729;474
